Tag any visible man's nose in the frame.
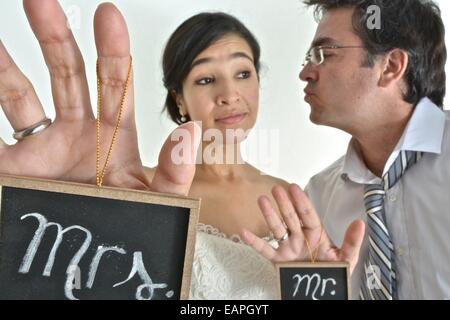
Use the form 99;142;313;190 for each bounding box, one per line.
299;62;317;83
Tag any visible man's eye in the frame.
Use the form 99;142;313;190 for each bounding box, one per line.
196;77;214;85
237;71;251;79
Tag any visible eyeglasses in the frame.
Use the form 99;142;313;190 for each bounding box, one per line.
302;45;366;66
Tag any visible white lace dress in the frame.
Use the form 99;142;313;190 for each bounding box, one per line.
189;223;278;300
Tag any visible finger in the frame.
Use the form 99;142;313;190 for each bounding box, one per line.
94;3;134;129
271;185;302;236
289;183;322;231
257;195;288;240
339;219;366;273
241;228;276;261
103;166;151;190
0;41;46;131
0;136;7;149
23;0;93;121
150;121;201;196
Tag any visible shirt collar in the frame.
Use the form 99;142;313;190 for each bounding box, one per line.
342;97;446;184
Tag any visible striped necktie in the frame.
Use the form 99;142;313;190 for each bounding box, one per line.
360;150;423;300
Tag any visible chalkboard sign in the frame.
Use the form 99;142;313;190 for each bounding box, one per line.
0;175;200;300
276;262;351;300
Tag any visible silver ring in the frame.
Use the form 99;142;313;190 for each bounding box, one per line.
276;231;289;243
13;118;52;141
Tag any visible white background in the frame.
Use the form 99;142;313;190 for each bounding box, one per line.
1;0;449;187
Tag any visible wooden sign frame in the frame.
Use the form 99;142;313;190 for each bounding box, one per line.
0;174;200;300
275;262;351;300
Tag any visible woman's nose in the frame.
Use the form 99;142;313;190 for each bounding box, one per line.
216;81;240;105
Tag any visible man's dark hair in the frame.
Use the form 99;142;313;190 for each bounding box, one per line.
304;0;447;108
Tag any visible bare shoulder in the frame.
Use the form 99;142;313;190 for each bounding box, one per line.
261;174;291;190
144;166;156;181
246;164;290;190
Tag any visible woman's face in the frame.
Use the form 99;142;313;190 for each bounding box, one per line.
176;34;259;142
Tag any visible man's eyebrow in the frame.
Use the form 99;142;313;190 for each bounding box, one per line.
310;37;339;48
191;51;254;69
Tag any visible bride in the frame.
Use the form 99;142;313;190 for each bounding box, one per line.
145;12;290;299
0;0;282;298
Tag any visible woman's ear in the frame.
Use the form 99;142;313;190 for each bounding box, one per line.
378;48;409;88
171;89;187;115
170;89;179;105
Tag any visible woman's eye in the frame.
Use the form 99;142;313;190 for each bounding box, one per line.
237;71;251;79
196;77;214;85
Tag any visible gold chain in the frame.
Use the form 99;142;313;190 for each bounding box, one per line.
96;57;132;187
304;225;324;263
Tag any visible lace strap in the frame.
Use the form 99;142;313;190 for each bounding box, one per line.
197;223;274;244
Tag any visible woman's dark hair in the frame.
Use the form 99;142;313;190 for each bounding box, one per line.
162;12;261;124
304;0;447;108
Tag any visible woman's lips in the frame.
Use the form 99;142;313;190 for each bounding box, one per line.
215;113;247;125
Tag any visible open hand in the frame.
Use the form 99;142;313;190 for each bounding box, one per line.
241;184;365;273
0;0;200;195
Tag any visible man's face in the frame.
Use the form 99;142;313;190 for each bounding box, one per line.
299;8;380;132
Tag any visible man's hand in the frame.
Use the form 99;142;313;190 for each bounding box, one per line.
241;184;365;273
0;0;200;195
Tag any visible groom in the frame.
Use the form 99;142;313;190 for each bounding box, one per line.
243;0;449;300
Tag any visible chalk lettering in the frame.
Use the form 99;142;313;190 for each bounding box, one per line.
293;273;337;300
113;251;168;300
87;245;126;289
18;213;169;300
19;213;92;300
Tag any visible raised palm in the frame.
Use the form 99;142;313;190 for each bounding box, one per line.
242;184;366;273
0;0;199;195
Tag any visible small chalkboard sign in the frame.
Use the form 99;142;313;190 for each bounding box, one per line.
275;262;351;300
0;175;200;300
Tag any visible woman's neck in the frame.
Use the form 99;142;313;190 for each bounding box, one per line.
196;142;248;181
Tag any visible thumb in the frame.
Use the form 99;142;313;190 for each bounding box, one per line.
339;219;366;273
150;121;201;196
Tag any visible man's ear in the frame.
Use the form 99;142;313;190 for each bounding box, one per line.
378;49;409;88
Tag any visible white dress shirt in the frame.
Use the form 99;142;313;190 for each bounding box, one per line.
305;98;450;299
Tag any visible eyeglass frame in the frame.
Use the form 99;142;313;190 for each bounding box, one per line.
302;45;366;67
